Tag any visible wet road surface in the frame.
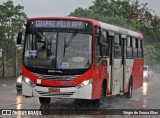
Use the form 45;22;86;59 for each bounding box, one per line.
0;74;160;118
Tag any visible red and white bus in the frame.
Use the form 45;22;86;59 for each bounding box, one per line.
17;17;144;105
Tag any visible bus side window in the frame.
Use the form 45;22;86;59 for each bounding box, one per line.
106;32;110;44
102;30;107;41
138;39;143;58
133;38;138;58
114;34;121;58
102;30;110;57
95;35;102;67
126;37;133;58
115;34;120;45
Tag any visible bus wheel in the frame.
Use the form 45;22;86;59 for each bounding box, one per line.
125;79;132;99
39;97;51;105
74;99;82;107
17;89;22;94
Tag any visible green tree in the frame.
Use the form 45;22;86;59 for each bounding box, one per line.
0;0;27;74
69;0;160;67
69;0;142;31
0;0;27;42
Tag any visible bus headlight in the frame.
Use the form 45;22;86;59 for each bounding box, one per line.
17;76;22;83
25;77;30;83
76;79;92;89
24;77;36;88
143;72;147;77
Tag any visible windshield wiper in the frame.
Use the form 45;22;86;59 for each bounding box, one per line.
63;37;66;57
63;31;78;57
65;31;78;48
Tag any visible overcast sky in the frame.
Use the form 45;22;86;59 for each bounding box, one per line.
0;0;160;18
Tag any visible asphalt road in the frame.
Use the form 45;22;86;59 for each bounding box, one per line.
0;73;160;118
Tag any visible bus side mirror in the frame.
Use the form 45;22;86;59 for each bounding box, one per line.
17;32;22;44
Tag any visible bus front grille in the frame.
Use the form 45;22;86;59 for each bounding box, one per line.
33;73;79;80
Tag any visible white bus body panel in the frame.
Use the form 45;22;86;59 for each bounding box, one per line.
107;58;111;92
99;22;141;38
22;81;92;99
112;59;123;95
111;59;134;95
125;59;134;87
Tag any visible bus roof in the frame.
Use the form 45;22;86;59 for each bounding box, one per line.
99;22;143;39
27;17;143;39
27;16;97;23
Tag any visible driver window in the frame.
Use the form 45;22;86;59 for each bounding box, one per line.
37;42;48;59
95;37;101;66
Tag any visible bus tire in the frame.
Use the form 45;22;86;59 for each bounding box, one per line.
74;99;83;107
125;78;133;99
39;97;51;105
17;89;22;94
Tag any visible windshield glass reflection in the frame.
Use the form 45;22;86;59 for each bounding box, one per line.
24;31;92;69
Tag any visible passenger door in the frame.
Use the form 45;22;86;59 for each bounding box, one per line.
112;34;123;95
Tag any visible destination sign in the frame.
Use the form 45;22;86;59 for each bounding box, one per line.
34;20;86;29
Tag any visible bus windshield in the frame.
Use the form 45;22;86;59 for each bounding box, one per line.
24;30;92;69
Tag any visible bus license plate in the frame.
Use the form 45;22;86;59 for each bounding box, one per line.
48;88;60;93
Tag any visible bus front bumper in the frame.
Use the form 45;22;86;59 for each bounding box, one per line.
22;81;92;99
